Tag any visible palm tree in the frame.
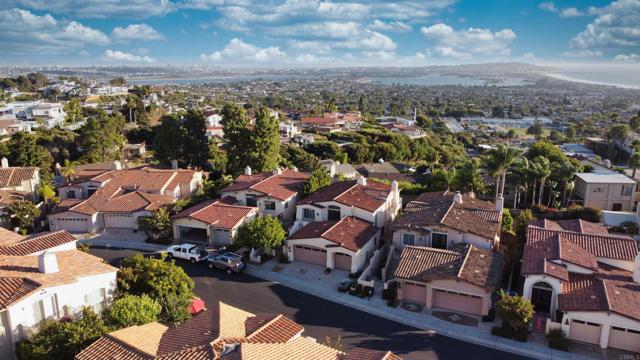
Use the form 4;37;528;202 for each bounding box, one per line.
553;160;578;207
512;158;533;207
482;144;522;200
62;159;76;182
629;152;640;179
531;156;552;205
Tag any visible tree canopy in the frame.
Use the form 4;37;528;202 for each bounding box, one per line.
102;294;162;329
302;168;332;197
236;216;286;250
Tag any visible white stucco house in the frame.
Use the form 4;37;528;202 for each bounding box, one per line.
0;160;40;211
522;219;640;352
171;199;258;245
49;165;203;234
0;229;117;360
286;216;380;274
220;167;309;222
294;177;401;232
391;191;502;251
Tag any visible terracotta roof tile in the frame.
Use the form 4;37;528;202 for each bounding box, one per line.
0;167;37;187
299;180;391;212
289;217;380;252
222;170;309;201
226;337;342;360
172;200;256;229
342;348;403;360
0;277;40;309
246;314;303;343
0;230;76;256
394;191;500;240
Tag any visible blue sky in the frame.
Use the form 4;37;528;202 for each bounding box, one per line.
1;0;639;66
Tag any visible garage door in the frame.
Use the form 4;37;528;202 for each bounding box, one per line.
570;319;601;345
402;282;427;305
104;213;136;229
433;289;483;316
608;326;640;352
334;253;352;271
293;245;327;266
55;218;88;233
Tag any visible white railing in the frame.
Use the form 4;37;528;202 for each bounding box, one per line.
357;248;383;288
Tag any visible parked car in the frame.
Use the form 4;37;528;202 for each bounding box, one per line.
337;278;355;292
166;243;208;263
207;253;246;274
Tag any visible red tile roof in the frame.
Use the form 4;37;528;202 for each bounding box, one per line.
299;179;392;212
0;167;38;187
0;230;76;256
222;169;309;201
0;277;40;309
342;348;403;360
531;218;630;238
172;200;256;229
288;217;380;252
393;244;502;290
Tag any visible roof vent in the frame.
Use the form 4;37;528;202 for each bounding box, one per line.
357;176;367;186
453;191;462;204
245;166;252;176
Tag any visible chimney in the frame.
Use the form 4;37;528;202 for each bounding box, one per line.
38;251;59;274
357;176;367;186
245;166;252;176
170;159;178;170
453;191;463;204
273;167;282;175
495;195;504;212
603;159;612;168
633;253;640;284
291;166;298;172
391;180;399;192
111;160;122;170
1;157;8;168
467;191;476;199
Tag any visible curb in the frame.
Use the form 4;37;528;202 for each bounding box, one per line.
78;239;166;253
245;264;596;360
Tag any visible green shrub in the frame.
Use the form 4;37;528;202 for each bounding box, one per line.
547;328;570;351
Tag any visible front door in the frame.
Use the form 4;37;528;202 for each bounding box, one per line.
531;285;552;314
431;233;448;249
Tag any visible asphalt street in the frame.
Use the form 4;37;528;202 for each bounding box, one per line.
91;247;531;360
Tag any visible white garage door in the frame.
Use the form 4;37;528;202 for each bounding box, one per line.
334;253;352;271
433;289;484;316
55;217;89;233
570;319;601;345
608;326;640;352
104;213;137;229
293;245;327;266
402;282;427;305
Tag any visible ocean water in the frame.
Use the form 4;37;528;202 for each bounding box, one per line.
547;63;640;89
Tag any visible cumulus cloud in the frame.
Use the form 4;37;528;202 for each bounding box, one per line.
368;19;412;33
421;23;516;59
105;49;156;62
287;40;332;54
613;53;640;61
333;30;397;51
561;50;603;57
559;7;584;17
201;38;286;63
112;23;164;41
8;0;174;19
539;2;586;18
0;8;109;55
571;0;640;49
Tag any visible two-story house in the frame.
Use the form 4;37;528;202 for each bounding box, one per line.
0;158;40;212
522;219;640;352
0;229;117;359
573;172;636;212
49;166;203;233
220;167;309;222
294;176;401;231
391;191;502;251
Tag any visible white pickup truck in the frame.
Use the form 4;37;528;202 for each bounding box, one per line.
166;243;208;263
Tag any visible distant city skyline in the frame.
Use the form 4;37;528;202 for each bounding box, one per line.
0;0;639;67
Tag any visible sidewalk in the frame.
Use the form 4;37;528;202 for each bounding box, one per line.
245;259;598;360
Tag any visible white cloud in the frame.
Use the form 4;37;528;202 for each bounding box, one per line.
368;19;412;33
538;2;558;12
287;40;332;54
613;53;640;61
421;23;516;59
0;8;109;55
571;0;640;49
112;24;164;41
334;30;397;51
561;50;603;57
559;7;584;17
201;38;286;63
9;0;174;18
105;49;156;62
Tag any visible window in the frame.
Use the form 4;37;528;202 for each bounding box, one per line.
431;232;448;249
84;288;107;313
328;205;341;220
50;295;60;319
246;194;257;207
264;201;276;211
284;201;289;209
402;233;415;246
303;208;315;220
612;203;622;211
32;300;45;324
592;187;604;193
621;185;634;196
67;190;76;199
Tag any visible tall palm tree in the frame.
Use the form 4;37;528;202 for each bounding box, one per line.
629;152;640;179
531;156;552;205
513;157;532;207
553;160;578;207
62;159;76;182
482;144;522;200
